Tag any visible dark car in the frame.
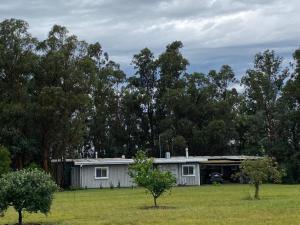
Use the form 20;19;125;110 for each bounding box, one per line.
209;172;223;184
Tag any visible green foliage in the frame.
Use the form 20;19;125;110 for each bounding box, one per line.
274;48;300;182
212;181;221;186
36;25;96;170
0;168;57;224
241;50;289;155
0;17;299;185
129;151;176;207
235;157;283;199
0;146;11;176
0;19;38;169
25;162;41;170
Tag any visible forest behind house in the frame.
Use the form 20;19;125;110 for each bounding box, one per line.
0;19;299;183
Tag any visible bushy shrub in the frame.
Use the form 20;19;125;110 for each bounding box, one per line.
0;168;57;225
234;157;283;199
129;151;176;207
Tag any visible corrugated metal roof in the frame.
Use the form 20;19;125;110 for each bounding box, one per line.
154;157;207;164
73;158;134;166
203;155;261;160
201;160;242;165
52;155;260;166
70;156;207;166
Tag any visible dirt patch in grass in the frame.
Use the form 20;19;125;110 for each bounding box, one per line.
139;205;176;210
6;223;57;225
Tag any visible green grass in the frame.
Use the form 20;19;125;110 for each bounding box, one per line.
1;184;300;225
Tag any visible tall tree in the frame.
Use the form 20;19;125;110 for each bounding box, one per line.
130;48;158;152
156;41;189;155
204;65;239;155
158;41;188;91
35;25;93;171
275;49;300;182
89;45;126;157
0;19;38;169
241;50;289;155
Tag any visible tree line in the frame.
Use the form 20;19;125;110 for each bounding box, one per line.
0;18;299;182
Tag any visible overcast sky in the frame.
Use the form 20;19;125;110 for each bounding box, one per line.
0;0;299;78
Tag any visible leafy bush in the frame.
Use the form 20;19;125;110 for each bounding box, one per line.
0;168;57;225
129;151;176;207
212;181;221;186
234;157;283;199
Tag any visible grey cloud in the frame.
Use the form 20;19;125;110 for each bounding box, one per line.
0;0;299;77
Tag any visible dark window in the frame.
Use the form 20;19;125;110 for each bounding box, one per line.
95;167;108;178
182;165;195;176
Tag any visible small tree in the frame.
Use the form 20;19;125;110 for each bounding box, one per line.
235;157;283;199
0;146;11;176
0;168;57;225
129;151;176;207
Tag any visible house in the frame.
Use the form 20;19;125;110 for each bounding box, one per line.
51;152;259;188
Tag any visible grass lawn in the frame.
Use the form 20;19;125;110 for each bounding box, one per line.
1;184;300;225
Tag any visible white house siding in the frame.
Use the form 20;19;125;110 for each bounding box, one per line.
72;162;201;189
80;164;134;188
178;163;201;185
158;163;200;185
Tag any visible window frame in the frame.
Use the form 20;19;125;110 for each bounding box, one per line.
182;165;195;176
94;167;109;179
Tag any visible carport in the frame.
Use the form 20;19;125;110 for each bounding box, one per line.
199;156;259;184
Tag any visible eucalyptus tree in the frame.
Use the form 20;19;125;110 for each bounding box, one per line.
158;41;189;91
241;50;289;155
156;41;189;154
120;88;145;156
35;25;93;171
274;49;300;182
182;72;213;155
88;44;126;157
203;65;240;155
130;48;158;152
0;19;38;169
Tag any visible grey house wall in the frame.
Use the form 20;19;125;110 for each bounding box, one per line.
73;164;134;188
71;162;201;188
158;163;200;185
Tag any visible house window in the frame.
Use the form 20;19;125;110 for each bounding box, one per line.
182;165;195;176
95;167;109;179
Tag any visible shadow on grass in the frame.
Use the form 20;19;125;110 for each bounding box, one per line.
139;205;176;210
5;223;58;225
4;222;59;225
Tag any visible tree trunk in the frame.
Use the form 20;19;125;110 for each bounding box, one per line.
147;104;155;152
18;210;22;225
265;104;276;148
153;196;157;207
16;155;23;170
41;129;49;172
254;183;260;199
43;146;49;172
60;157;65;188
